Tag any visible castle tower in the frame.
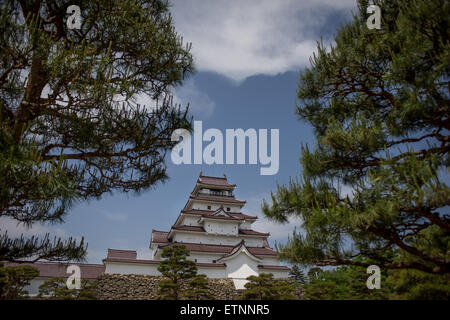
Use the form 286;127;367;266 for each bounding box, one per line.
104;173;290;289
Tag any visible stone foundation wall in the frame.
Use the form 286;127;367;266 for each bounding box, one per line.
96;274;239;300
96;274;305;300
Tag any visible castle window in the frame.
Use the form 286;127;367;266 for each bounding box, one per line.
226;207;230;211
207;205;211;210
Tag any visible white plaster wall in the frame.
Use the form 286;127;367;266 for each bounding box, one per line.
239;221;254;229
196;267;227;278
204;220;238;235
188;252;223;263
173;233;202;243
172;232;264;247
105;262;160;275
179;216;202;226
191;202;241;212
241;238;264;247
105;261;227;279
225;252;259;290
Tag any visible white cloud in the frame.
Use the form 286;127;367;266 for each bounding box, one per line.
171;0;355;82
172;79;215;118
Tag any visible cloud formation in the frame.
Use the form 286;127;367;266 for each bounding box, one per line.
172;79;215;118
171;0;355;82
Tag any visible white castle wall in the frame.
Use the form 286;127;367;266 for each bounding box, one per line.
104;261;227;278
105;262;160;276
172;232;264;247
181;216;202;226
188;252;224;263
191;203;241;212
204;220;238;235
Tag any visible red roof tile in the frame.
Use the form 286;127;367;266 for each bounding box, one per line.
107;249;137;260
239;229;269;236
190;194;246;204
172;226;205;232
182;209;257;220
102;257;225;268
158;242;278;256
4;261;105;279
199;215;244;221
151;230;170;243
258;265;290;270
197;175;236;187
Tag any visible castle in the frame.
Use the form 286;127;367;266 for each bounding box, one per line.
10;174;289;294
103;174;289;289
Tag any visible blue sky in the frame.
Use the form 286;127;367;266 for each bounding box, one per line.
3;0;358;263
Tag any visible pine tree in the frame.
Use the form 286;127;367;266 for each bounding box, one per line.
240;273;297;300
288;264;307;284
184;274;213;300
0;0;194;262
263;0;449;275
157;245;197;300
0;263;39;299
37;277;97;300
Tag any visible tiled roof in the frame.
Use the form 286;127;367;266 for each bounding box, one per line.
199;215;244;221
197;175;236;187
4;261;105;279
182;209;257;220
106;249;137;260
190;194;246;204
229;213;257;220
158;242;278;256
151;230;170;243
258;265;290;270
169;225;268;238
103;257;225;268
172;226;205;232
239;229;270;236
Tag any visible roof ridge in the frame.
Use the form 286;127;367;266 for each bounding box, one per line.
199;174;227;179
8;261;104;267
108;248;137;252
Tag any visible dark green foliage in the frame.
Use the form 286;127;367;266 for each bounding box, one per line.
307;267;322;280
0;263;40;299
0;0;194;262
157;245;197;300
289;264;307;284
240;273;297;300
184;274;213;300
37;277;97;300
263;0;449;278
386;269;450;300
302;264;450;300
303;266;391;300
